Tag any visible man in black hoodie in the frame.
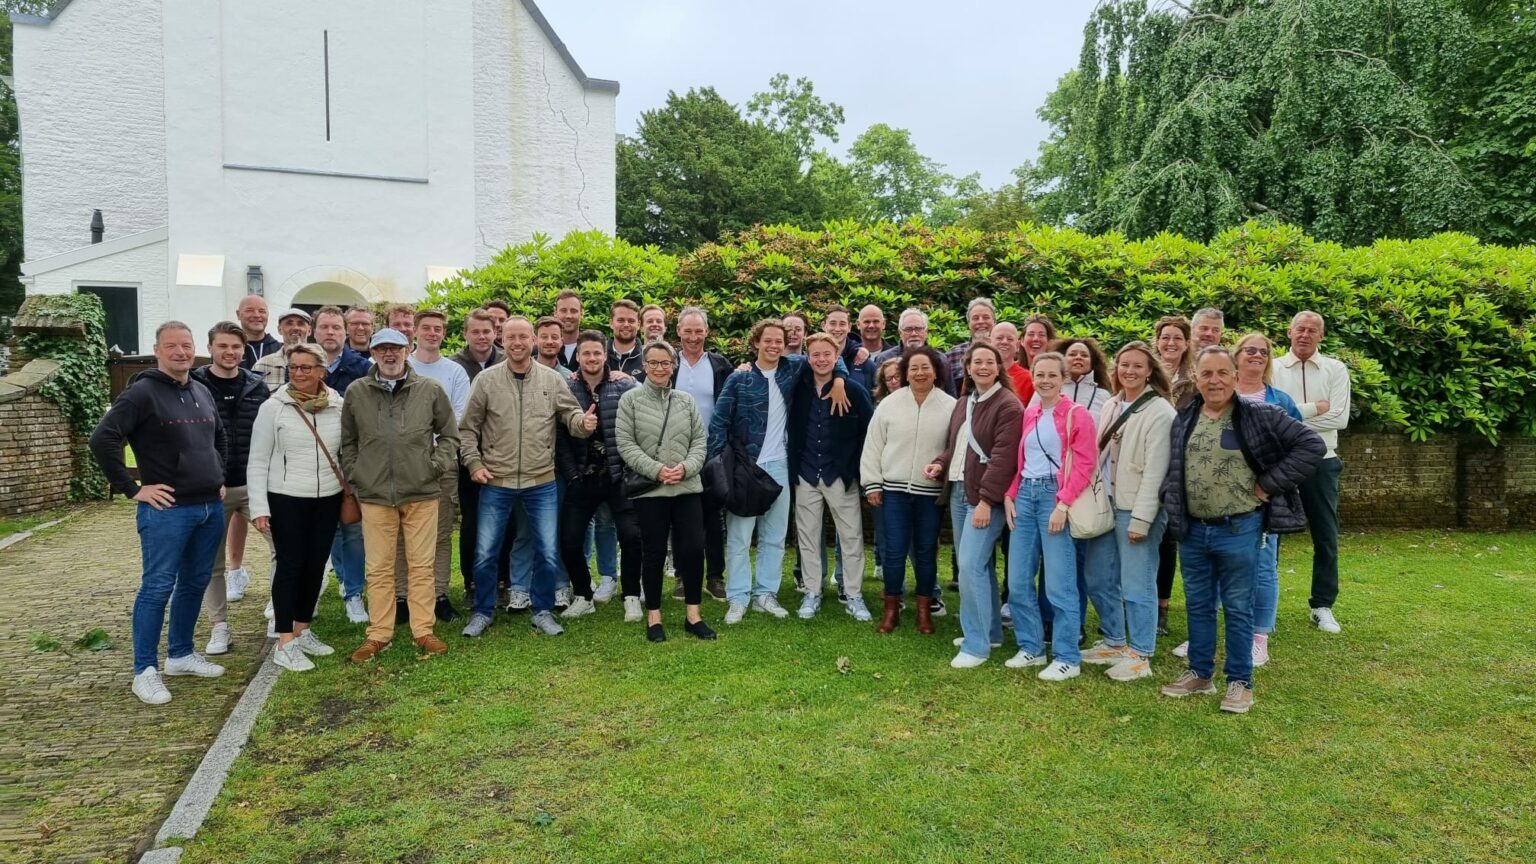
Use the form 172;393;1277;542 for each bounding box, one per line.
90;321;230;707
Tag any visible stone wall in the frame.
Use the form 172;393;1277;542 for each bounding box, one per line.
1337;433;1536;531
0;360;72;516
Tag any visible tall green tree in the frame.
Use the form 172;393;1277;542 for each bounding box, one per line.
846;123;979;224
1451;0;1536;245
745;73;845;164
0;6;41;316
1026;0;1488;245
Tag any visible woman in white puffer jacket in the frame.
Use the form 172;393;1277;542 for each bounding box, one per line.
247;343;345;672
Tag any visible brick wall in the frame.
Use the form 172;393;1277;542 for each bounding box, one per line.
1337;432;1536;531
0;361;73;516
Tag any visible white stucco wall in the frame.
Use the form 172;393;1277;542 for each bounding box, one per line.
24;237;170;353
12;0;168;261
474;0;617;264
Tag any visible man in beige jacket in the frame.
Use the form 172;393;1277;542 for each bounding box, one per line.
460;316;597;638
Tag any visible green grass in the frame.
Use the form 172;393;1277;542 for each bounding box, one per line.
180;532;1536;864
0;504;85;539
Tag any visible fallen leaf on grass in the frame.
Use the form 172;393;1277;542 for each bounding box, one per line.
30;633;61;653
836;656;852;675
74;628;114;651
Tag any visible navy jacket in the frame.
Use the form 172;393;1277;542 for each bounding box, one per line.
189;365;266;487
326;346;373;395
788;376;874;487
557;373;638;484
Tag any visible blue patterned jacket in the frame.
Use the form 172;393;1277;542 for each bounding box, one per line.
707;355;846;461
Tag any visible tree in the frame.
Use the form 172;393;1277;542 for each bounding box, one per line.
0;7;38;316
957;167;1040;232
1025;0;1489;245
745;73;845;164
1450;0;1536;245
846;123;976;224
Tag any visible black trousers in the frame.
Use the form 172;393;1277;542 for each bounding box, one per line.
1157;536;1178;602
459;465;513;592
702;495;725;582
633;494;704;610
1298;456;1342;608
560;477;641;600
269;492;342;633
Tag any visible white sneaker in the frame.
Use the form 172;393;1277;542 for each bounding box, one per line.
562;597;597;619
165;653;225;678
593;576;618;603
226;567;250;602
1038;660;1081;681
1004;650;1047;669
1106;652;1153;681
930;595;948;617
507;590;532;612
1310;607;1342;634
1173;640;1189;658
1081;640;1128;666
953;636;1003;648
724;602;748;624
844;596;872;622
554;586;574;609
273;641;315;672
797;593;821;619
132;668;171;705
751;595;790;619
205;622;231;656
1252;633;1270;667
622;596;643;623
344;596;368;624
950;651;988;669
266;617;277;639
1001;603;1013;627
264;598;274;619
294;630;334;657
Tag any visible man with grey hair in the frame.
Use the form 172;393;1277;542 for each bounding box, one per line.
1192;308;1225;350
943;297;998;396
1270;310;1350;634
670;305;734;600
870;308;952;393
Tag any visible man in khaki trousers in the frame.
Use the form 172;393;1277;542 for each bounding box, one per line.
339;328;460;661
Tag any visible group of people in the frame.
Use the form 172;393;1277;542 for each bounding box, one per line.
91;291;1350;716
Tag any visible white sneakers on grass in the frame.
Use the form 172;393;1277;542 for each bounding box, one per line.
562;597;596;619
133;668;172;705
136;654;224;704
225;567;250;602
844;596;872;622
344;595;368;624
593;576;618;603
798;593;821;620
950;652;987;669
724;602;747;624
165;652;225;678
622;597;643;623
295;630;333;656
751;595;789;619
1310;607;1342;634
205;622;231;655
1004;650;1046;669
273;640;315;672
1038;660;1080;682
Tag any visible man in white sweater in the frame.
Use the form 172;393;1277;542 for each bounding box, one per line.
1271;311;1351;634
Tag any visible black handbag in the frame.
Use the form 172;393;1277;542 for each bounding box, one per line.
704;438;783;517
622;395;672;497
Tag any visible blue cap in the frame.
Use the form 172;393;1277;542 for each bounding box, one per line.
369;327;409;349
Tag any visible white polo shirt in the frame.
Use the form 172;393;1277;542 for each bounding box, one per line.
1271;350;1350;458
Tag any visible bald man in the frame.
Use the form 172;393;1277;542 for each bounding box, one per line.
236;295;280;370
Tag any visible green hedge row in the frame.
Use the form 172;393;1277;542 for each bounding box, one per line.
426;221;1536;443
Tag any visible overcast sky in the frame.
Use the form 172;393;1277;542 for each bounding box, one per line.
536;0;1097;189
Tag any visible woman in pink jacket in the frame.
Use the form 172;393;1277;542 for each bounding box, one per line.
1002;351;1098;681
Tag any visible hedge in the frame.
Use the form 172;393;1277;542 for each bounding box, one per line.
425;221;1536;443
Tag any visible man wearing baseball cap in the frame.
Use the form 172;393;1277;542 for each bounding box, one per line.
252;308;313;393
340;328;461;660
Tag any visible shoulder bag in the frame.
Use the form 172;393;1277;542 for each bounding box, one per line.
622;394;672;497
1060;405;1114;539
290;404;361;525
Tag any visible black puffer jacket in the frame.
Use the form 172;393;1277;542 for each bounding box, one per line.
1161;395;1325;538
190;365;268;487
557;374;638;484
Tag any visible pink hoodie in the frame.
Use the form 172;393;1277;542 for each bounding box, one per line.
1006;398;1097;506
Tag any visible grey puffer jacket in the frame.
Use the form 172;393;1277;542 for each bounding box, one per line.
615;380;707;499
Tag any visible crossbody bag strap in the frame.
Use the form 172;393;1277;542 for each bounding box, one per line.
964;395;988;463
651;394;674;456
290;403;348;490
1096;390;1159;452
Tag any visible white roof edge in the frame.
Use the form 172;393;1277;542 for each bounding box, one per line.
21;226;169;276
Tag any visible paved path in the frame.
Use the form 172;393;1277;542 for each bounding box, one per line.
0;501;272;864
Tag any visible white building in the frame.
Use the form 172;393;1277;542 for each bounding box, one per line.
13;0;617;353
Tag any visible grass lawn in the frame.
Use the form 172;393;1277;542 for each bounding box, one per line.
178;531;1536;864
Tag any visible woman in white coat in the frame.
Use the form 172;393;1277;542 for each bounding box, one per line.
248;343;345;672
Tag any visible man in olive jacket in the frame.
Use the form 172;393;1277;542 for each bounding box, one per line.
339;328;461;661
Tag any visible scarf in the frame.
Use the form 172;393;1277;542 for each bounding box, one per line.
286;384;330;414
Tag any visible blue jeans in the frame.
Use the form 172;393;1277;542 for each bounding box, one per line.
133;502;225;673
510;484;572;596
1039;542;1089;634
726;459;791;604
330;521;365;601
1083;509;1167;657
593;503;618;581
1254;532;1280;634
956;501;1006;658
475;483;560;615
1180;509;1261;685
1005;479;1079;664
879;490;942;597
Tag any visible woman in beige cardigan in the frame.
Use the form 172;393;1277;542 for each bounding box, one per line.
1079;341;1176;682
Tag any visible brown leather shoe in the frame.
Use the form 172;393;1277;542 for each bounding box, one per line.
413;633;448;655
915;595;936;634
877;594;901;633
349;639;390;663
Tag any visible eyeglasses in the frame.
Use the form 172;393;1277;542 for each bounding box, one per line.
288;364;322;373
1238;346;1270;356
645;359;675;368
899;325;925;334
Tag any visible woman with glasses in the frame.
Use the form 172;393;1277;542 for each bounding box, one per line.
1153;315;1195;635
616;341;716;642
248;343;345;672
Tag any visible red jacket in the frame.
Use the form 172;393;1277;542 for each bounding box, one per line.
1006;363;1034;405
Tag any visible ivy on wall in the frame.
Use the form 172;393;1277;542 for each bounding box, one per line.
14;293;110;499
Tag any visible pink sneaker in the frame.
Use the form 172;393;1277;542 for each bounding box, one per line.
1252;633;1270;667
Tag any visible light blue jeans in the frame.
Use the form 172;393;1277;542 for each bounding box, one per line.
329;522;365;601
1083;509;1168;657
1253;532;1280;634
956;500;1006;659
1005;478;1080;665
726;458;790;605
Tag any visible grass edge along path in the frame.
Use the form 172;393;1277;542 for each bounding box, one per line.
180;531;1536;864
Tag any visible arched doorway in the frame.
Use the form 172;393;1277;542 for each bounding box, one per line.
292;281;368;316
274;266;385;315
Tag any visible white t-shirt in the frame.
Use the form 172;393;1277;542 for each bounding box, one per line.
677;353;716;430
409;353;472;420
758;366;788;466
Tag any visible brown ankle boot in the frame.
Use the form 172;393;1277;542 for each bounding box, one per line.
877;594;901;633
915;595;935;634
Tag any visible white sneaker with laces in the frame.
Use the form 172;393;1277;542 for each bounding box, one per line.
273;641;315;672
1310;607;1342;634
797;593;821;619
132;668;171;705
165;652;225;678
344;596;368;624
225;567;250;602
1252;633;1271;667
1081;640;1129;666
562;597;597;619
295;630;334;657
950;651;988;669
953;636;1003;648
507;590;532;612
1038;660;1081;681
205;622;231;655
844;596;872;622
593;576;618;603
1004;650;1047;669
752;594;790;619
724;602;748;624
554;586;574;609
1173;640;1189;658
622;596;643;623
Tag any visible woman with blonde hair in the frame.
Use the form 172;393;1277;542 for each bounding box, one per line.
1153;314;1194;634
